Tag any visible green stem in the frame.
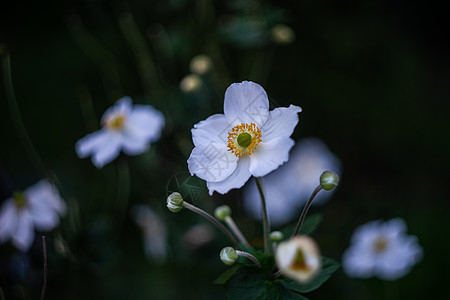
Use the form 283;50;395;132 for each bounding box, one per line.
183;202;241;249
291;185;323;238
235;250;261;268
255;177;270;254
225;216;251;249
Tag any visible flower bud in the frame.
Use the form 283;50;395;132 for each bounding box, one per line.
166;192;183;213
320;171;339;191
276;236;321;283
220;247;238;265
214;205;231;221
269;231;284;242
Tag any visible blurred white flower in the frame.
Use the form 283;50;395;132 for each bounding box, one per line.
342;218;423;280
276;235;321;283
132;205;167;264
0;179;66;252
76;96;165;168
182;223;214;250
243;138;341;226
270;24;296;45
190;54;213;75
180;74;202;93
187;81;301;195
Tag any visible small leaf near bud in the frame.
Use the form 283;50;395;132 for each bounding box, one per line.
320;171;339;191
214;205;231;221
167;192;184;213
220;247;238;265
269;231;284;242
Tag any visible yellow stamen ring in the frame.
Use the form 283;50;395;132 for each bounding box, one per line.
104;114;126;131
227;123;262;158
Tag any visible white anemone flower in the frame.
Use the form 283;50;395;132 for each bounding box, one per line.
342;218;423;280
76;96;165;168
243;138;341;226
0;179;66;252
276;235;321;283
187;81;302;195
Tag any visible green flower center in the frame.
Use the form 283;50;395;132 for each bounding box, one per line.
237;132;252;148
104;114;126;130
13;191;28;209
291;249;309;271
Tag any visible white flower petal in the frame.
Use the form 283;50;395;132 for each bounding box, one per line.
191;114;230;146
262;105;302;142
207;157;251;195
0;199;17;243
91;131;122;168
120;131;149;156
26;179;66;216
223;81;269;127
126;104;165;142
100;96;132;124
75;130;110;158
249;137;294;177
28;200;59;231
188;143;238;183
12;210;35;252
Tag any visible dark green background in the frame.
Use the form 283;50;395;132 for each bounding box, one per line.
1;0;449;299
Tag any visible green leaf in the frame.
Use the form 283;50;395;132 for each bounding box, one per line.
225;267;276;300
281;256;340;293
282;214;323;237
279;286;310;300
214;265;241;285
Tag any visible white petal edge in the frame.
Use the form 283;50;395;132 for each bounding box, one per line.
262;105;302;142
223;81;270;127
0;199;17;243
12;210;35;252
207;156;252;195
75;129;110;158
91;131;122;168
187;143;238;183
100;96;133;124
126;104;165;142
249;137;295;177
191;113;230;147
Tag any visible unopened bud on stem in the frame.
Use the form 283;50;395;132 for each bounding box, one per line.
220;247;238;265
214;205;231;221
320;171;339;191
166;192;183;213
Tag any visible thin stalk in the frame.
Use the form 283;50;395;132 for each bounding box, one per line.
255;177;270;254
40;236;47;300
236;250;261;268
183;202;241;249
291;185;323;238
225;216;251;249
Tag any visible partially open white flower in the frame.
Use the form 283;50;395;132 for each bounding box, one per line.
342;218;423;280
276;236;321;283
187;81;301;195
0;179;66;252
243;138;341;226
76;96;165;168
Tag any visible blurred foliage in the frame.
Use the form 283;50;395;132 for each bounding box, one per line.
1;0;449;299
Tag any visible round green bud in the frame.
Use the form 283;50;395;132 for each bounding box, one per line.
166;192;184;213
269;231;284;242
214;205;231;221
320;171;339;191
220;247;238;265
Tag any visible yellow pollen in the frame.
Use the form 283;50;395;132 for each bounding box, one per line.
373;236;388;253
291;249;310;271
104;114;126;131
227;123;262;158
